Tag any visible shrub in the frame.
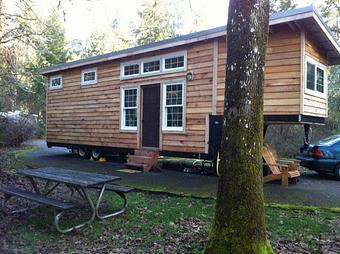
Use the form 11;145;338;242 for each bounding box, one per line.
0;148;16;175
0;113;37;147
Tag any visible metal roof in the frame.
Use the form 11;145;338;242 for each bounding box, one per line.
40;5;340;74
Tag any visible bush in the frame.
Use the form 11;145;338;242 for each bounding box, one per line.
0;113;37;147
0;148;16;175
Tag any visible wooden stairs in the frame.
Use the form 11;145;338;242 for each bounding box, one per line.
125;149;159;172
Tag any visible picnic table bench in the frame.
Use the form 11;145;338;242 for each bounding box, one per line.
0;186;75;210
0;167;134;233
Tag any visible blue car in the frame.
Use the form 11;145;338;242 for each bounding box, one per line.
297;134;340;180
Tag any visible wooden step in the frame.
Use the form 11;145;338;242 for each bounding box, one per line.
134;149;159;157
127;155;153;164
125;162;144;170
125;149;159;172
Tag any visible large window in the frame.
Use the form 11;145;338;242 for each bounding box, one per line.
50;75;63;90
305;57;326;96
81;68;97;85
123;64;140;77
120;51;186;79
142;60;160;74
163;55;185;70
121;87;138;130
163;82;184;131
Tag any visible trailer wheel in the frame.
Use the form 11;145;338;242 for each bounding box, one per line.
78;148;90;159
91;149;102;161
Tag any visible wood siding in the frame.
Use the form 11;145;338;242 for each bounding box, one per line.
303;31;328;117
46;25;327;154
216;25;302;115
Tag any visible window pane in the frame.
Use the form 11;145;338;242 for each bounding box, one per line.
84;71;95;81
124;89;137;108
124;64;139;76
316;67;324;93
164;56;184;69
166;106;183;127
125;109;137;127
307;62;315;90
51;78;61;87
166;84;182;106
143;60;160;73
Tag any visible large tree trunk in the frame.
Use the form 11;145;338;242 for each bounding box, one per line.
204;0;273;253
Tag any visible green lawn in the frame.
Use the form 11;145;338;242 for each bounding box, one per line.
1;146;339;253
2;191;338;254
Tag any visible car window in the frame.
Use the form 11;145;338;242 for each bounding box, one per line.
315;135;340;146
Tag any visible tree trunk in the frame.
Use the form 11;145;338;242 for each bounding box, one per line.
0;0;3;41
204;0;273;253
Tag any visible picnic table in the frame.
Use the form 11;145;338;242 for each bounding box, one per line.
0;167;134;233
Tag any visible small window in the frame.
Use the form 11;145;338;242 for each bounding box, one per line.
121;88;138;130
316;68;324;93
142;60;160;74
164;55;185;70
50;75;62;89
305;57;326;96
306;62;315;90
81;68;97;85
163;83;184;131
123;64;140;77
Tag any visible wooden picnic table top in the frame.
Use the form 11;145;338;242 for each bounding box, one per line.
17;167;120;188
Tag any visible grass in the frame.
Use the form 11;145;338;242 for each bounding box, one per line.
3;191;338;253
0;145;37;174
1;147;339;252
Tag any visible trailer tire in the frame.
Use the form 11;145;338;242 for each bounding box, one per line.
91;149;102;161
78;148;90;159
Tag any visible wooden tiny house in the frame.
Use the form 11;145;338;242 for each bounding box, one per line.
41;6;340;171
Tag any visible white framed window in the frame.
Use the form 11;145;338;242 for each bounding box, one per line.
141;59;161;74
49;75;63;90
305;56;327;97
81;68;97;86
162;82;185;131
120;51;187;79
121;62;140;78
162;52;186;72
121;87;138;131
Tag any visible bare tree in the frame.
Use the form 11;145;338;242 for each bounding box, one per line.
0;0;39;45
204;0;273;253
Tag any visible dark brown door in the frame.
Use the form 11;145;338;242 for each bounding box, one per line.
142;84;160;148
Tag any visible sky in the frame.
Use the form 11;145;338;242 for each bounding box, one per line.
8;0;326;43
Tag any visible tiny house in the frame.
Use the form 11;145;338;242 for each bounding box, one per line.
41;6;340;171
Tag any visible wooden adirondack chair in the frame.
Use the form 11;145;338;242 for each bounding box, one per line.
262;144;300;187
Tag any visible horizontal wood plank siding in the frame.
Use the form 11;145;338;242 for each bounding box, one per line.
215;26;302;116
47;41;214;153
46;24;328;155
117;41;214;153
303;31;328;117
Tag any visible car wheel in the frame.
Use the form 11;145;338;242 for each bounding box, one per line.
334;164;340;181
78;148;90;159
91;149;102;161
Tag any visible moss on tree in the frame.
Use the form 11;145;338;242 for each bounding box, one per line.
204;0;272;253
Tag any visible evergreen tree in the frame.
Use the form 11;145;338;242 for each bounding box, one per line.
319;0;340;38
133;0;183;45
270;0;296;13
23;10;71;121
